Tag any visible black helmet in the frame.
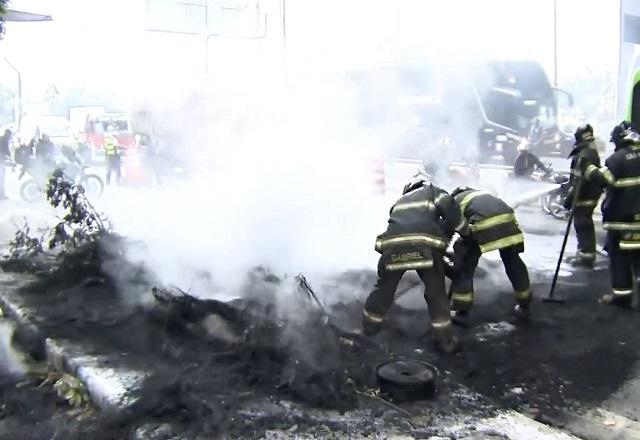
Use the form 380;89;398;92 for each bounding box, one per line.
402;179;425;195
610;121;640;149
451;186;474;199
573;124;594;145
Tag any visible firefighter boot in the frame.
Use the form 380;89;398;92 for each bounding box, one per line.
565;253;595;269
512;304;530;321
599;292;632;309
432;322;462;354
450;309;471;327
361;316;383;336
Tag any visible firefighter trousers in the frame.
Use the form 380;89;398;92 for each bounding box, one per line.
362;253;452;339
449;240;531;311
573;205;596;260
606;231;640;301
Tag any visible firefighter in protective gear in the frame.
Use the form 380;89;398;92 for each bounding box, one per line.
586;122;640;307
448;187;531;319
104;125;121;185
362;180;470;354
564;124;603;268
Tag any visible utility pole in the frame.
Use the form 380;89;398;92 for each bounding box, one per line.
4;58;22;131
553;0;558;87
281;0;287;87
204;0;210;76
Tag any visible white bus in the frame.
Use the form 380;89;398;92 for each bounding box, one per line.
618;0;640;127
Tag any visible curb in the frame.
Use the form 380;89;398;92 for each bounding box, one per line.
0;274;147;412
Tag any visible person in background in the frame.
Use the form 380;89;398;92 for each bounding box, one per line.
513;139;551;177
35;133;55;165
104;125;122;185
74;132;92;164
528;117;544;150
563;124;603;268
0;129;12;199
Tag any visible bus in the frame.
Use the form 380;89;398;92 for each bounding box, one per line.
619;0;640;128
345;58;573;163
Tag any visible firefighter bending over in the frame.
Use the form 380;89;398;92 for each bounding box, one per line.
586;122;640;307
564;124;602;268
361;178;469;354
104;125;122;185
448;187;531;320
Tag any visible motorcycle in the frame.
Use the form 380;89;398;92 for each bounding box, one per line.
539;172;570;220
19;162;104;203
507;161;571;221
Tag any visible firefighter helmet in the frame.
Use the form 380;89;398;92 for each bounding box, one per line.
610;121;640;149
402;179;425;195
573;124;594;145
451;186;474;198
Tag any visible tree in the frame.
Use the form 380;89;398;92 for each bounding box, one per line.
0;0;7;39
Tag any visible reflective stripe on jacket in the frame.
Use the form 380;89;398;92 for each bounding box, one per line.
589;144;640;230
568;142;602;202
104;135;119;156
375;183;468;270
454;189;524;253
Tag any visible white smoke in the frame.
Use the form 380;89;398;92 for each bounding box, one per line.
94;79;390;301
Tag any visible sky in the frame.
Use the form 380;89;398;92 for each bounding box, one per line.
0;0;621;106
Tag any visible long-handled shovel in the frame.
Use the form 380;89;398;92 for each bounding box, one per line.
545;176;584;303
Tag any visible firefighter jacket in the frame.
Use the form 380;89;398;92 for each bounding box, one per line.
104;134;119;156
453;189;523;253
567;141;602;207
585;143;640;250
375;183;469;271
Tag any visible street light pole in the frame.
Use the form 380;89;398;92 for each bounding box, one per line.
553;0;558;87
3;58;22;131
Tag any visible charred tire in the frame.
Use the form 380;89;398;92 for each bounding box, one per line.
80;174;104;198
376;359;438;401
19;180;44;203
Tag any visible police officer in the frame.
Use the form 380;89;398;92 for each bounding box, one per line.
448;187;531;319
564;124;603;268
585;122;640;307
362;179;469;354
104;125;121;185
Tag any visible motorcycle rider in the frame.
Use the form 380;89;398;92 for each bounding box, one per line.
513;139;551;177
361;178;469;354
35;134;55;165
448;186;531;320
585;122;640;307
104;125;122;185
564;124;603;268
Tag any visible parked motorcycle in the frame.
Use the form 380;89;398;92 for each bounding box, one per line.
19;163;104;203
508;163;571;220
539;172;570;220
